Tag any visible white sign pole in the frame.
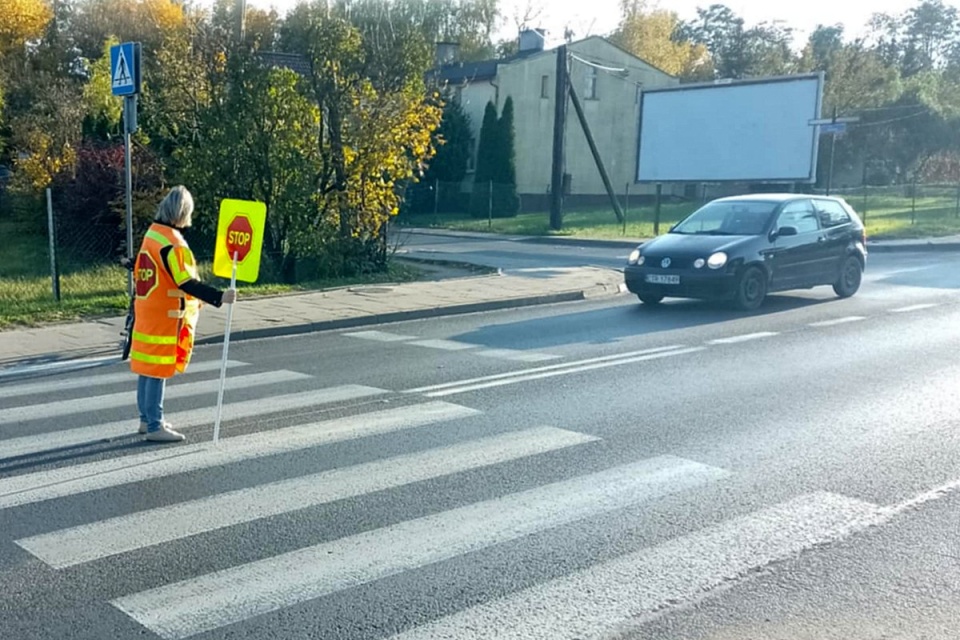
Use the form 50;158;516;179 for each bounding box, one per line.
212;251;238;445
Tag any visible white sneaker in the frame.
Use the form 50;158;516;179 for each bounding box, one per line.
139;421;173;435
145;426;186;443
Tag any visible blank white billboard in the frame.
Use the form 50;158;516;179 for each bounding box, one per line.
636;74;823;183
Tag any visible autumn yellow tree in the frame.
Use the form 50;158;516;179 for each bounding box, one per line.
0;0;52;56
71;0;187;58
611;0;711;80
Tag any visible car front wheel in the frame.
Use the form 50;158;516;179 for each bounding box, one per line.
735;266;767;311
833;256;863;298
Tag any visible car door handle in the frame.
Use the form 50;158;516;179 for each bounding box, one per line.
817;236;826;242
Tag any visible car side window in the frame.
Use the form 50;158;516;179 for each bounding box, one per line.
776;201;819;234
815;200;852;228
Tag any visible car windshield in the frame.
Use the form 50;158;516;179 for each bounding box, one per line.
672;201;778;236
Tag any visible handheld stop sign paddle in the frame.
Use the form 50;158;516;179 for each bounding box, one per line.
212;199;267;444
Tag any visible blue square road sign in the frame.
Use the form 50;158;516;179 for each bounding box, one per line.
110;42;141;96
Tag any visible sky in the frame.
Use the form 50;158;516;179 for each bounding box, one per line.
235;0;942;49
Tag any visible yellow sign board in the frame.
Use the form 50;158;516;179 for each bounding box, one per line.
214;199;267;282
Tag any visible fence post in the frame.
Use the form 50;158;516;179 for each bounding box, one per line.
46;188;61;303
911;181;917;225
623;183;629;236
955;181;959;218
488;181;493;229
862;185;868;224
434;178;439;216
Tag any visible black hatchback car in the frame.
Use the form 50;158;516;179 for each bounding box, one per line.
624;194;867;310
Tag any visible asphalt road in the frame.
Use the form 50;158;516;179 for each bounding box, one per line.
3;249;960;639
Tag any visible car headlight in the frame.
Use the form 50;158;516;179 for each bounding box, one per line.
693;258;706;269
628;249;643;265
707;252;728;269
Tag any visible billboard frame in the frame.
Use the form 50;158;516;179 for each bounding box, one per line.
634;72;825;185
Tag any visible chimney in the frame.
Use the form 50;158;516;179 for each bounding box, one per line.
435;41;460;67
519;28;546;53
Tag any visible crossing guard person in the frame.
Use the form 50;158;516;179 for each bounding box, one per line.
130;186;237;443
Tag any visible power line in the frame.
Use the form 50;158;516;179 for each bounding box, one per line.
853;109;930;127
569;53;626;73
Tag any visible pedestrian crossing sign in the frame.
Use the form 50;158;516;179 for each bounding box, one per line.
214;199;267;282
110;42;141;96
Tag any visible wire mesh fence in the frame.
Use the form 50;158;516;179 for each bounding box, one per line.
402;180;523;222
1;187;400;327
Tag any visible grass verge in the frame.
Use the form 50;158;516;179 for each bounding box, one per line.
400;191;960;241
0;224;423;330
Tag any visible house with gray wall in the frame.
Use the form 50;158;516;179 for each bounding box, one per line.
429;30;679;209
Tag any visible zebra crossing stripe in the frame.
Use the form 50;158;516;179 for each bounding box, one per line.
18;427;598;568
0;370;311;423
111;456;730;640
0;385;386;460
0;360;249;400
389;492;881;640
0;400;474;510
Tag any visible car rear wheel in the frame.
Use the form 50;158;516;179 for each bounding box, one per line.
735;266;767;311
638;294;664;305
833;256;863;298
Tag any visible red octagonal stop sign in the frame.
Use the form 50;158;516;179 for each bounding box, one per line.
225;215;254;263
135;252;158;298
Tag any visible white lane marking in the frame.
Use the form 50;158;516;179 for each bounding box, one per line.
342;331;416;342
475;349;561;363
390;492;880;640
0;361;249;400
0;385;386;460
111;455;730;640
405;346;686;395
890;303;939;313
0;401;476;510
0;370;311;424
809;316;867;328
425;348;705;398
707;332;779;345
20;427;597;568
408;339;478;351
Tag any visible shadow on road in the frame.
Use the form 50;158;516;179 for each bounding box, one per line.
452;294;833;350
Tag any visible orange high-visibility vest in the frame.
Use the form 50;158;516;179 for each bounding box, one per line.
129;223;202;379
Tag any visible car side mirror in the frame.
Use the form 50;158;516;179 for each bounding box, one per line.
776;226;798;237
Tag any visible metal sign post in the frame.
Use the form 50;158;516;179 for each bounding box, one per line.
111;41;142;295
810;110;860;196
123;95;137;294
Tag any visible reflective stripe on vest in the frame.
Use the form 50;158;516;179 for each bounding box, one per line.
130;351;178;365
132;331;177;345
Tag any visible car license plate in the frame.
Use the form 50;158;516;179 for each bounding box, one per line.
645;274;680;285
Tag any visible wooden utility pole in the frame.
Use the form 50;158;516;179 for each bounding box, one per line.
549;45;568;231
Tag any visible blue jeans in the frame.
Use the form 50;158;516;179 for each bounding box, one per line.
137;375;167;433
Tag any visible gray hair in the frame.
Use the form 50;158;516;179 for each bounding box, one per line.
156;186;194;228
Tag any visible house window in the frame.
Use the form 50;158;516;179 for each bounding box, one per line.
586;67;598;100
541;75;550;98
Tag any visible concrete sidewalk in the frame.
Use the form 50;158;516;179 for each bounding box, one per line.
0;265;626;375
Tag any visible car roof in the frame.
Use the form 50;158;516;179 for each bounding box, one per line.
712;193;841;203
